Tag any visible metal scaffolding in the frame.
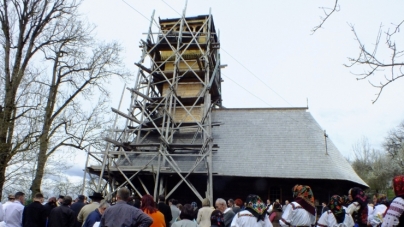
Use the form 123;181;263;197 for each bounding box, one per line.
86;8;222;204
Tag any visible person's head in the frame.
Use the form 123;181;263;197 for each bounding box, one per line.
227;199;234;208
89;192;104;203
78;195;85;202
348;187;366;203
215;198;227;212
266;199;271;204
34;193;44;203
177;203;183;211
15;192;25;204
169;198;178;206
141;194;158;213
158;195;165;203
58;195;64;203
202;198;210;207
376;194;388;206
322;202;327;207
372;194;378;204
98;201;110;215
191;201;198;210
284;200;289;205
117;188;130;202
245;194;267;222
292;185;315;215
210;210;224;227
393;175;404;196
47;197;56;205
62;196;72;206
179;204;195;220
234;198;243;208
8;194;15;202
329;195;345;223
293;185;314;202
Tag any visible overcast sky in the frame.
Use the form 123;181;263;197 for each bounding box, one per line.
68;0;404;176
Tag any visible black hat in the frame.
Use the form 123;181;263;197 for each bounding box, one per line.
58;195;65;199
78;195;85;200
89;192;104;200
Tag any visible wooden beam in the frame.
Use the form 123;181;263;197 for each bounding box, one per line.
111;107;140;124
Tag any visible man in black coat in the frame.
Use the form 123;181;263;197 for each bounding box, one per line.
70;195;86;227
22;193;47;227
48;196;75;227
157;195;172;227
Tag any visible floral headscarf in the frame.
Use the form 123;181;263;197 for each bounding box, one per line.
349;187;368;225
210;210;225;227
293;185;315;215
393;175;404;197
245;194;267;222
329;195;346;224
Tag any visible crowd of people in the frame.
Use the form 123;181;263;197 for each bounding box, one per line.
0;175;404;227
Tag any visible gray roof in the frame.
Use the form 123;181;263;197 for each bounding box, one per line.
211;108;367;186
99;107;367;187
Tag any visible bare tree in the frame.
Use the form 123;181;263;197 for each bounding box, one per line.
384;121;404;169
311;0;340;34
0;0;82;199
28;17;126;195
345;21;404;103
0;0;127;198
312;1;404;103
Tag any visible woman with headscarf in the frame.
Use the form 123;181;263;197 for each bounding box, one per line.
368;194;388;227
230;194;272;227
346;187;368;227
279;185;316;227
197;198;214;227
211;210;225;227
382;175;404;227
317;195;355;227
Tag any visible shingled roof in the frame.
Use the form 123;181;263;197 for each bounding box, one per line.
211;107;367;187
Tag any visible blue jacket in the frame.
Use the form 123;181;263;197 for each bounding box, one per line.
82;208;101;227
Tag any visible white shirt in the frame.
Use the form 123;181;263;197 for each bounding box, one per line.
279;202;316;227
368;204;387;227
231;210;273;227
2;201;13;212
317;210;355;227
4;201;24;227
382;197;404;227
345;202;360;216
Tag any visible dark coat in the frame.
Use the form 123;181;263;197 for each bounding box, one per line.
82;209;101;227
22;201;47;227
70;201;86;227
48;205;76;227
44;202;57;218
158;201;172;227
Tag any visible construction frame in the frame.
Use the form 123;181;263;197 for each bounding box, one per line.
86;8;222;204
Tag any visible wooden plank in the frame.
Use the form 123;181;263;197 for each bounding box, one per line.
111;107;140;124
134;62;152;74
126;88;154;102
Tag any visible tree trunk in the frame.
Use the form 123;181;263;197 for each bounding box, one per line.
30;148;48;195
